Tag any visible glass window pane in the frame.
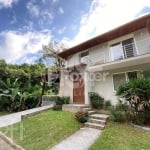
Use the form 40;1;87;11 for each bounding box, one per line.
113;73;126;90
127;71;137;80
143;70;150;78
110;43;124;61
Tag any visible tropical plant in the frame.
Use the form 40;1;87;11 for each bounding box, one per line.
116;78;150;125
0;78;21;112
0;78;41;112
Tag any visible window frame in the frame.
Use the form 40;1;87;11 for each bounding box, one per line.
112;70;142;91
109;36;137;61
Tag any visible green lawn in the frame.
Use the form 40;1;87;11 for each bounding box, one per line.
0;110;82;150
89;121;150;150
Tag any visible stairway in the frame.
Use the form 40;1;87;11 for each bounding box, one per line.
82;107;109;130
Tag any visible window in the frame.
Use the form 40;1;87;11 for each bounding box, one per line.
113;71;141;90
110;43;124;61
127;71;138;80
122;38;136;58
80;51;89;64
110;38;136;61
113;73;126;90
143;70;150;78
80;51;89;58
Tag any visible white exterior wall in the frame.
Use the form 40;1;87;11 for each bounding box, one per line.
91;63;150;105
67;53;80;67
89;43;109;65
134;28;150;55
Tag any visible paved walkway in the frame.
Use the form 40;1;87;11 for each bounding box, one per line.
0;105;53;127
0;138;14;150
50;127;101;150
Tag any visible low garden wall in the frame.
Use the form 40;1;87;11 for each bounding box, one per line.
42;95;58;106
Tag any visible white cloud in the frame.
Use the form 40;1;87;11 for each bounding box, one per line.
0;30;51;64
26;2;53;25
69;0;150;47
0;0;18;8
58;7;64;14
26;1;40;17
58;26;66;34
41;0;59;4
52;0;59;3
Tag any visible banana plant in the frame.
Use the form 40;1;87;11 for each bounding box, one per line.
0;78;21;112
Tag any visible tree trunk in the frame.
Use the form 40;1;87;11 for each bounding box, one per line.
37;81;45;107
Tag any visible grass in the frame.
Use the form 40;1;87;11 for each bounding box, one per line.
0;110;82;150
89;121;150;150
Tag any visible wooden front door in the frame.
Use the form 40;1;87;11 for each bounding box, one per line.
73;75;85;104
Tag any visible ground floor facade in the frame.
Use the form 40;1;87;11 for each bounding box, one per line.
59;62;150;105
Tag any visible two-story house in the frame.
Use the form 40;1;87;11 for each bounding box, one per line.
58;14;150;105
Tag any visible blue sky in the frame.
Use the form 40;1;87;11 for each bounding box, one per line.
0;0;150;64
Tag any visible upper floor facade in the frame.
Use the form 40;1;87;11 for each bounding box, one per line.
58;14;150;71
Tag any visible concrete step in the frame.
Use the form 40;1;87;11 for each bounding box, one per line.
85;122;105;130
82;107;92;111
89;118;106;125
90;114;109;120
88;110;96;115
62;104;90;113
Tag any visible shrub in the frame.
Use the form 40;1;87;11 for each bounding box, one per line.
104;100;112;110
110;107;126;122
75;110;88;123
53;105;62;110
89;92;104;109
116;78;150;125
42;95;70;106
55;96;70;105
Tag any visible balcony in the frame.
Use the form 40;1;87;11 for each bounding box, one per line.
88;38;150;72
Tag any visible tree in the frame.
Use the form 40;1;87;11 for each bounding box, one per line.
0;59;48;111
37;42;67;106
42;42;67;69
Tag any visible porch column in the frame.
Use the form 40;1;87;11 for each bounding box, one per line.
84;71;89;104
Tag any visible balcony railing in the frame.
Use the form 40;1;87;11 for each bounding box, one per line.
89;38;150;67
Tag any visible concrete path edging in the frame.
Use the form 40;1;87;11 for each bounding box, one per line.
0;105;54;128
131;122;150;132
0;131;24;150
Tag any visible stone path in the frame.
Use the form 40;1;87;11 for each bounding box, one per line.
50;127;101;150
0;105;53;128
